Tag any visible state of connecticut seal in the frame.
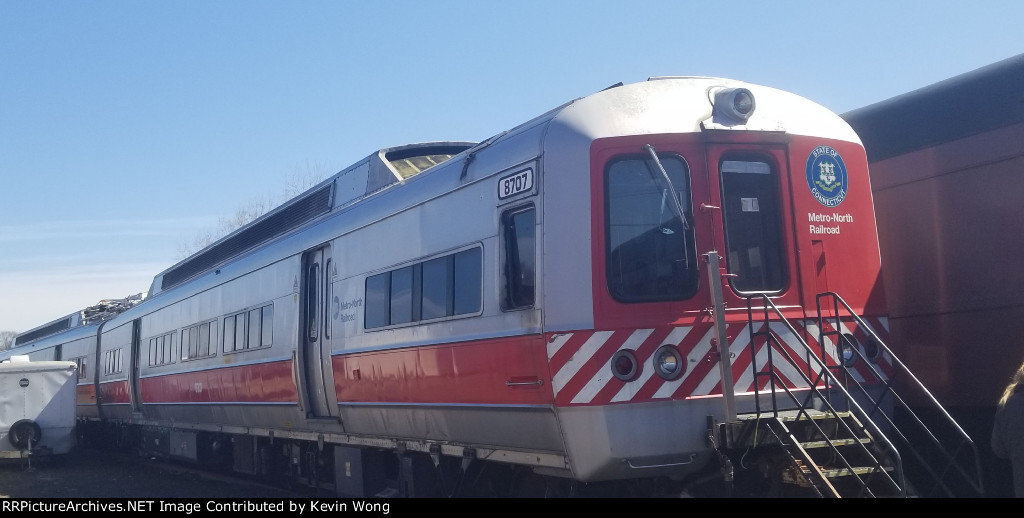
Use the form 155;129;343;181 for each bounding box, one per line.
806;145;848;207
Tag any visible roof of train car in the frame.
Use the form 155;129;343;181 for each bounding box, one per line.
81;76;862;330
842;53;1024;162
0;322;98;358
13;312;84;346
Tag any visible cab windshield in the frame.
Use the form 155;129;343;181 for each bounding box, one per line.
605;155;698;302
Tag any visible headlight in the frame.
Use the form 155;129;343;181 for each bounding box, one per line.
611;349;639;382
713;87;756;123
839;333;859;367
862;335;883;363
653;345;685;381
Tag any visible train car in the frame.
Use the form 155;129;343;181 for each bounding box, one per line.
3;76;978;497
0;296;144;422
843;53;1024;408
842;53;1024;497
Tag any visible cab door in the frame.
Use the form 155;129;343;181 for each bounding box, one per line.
702;141;814;384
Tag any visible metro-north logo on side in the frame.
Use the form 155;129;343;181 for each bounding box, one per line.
806;146;848;207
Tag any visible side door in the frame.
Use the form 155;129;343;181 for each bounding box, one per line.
299;245;338;418
129;318;144;413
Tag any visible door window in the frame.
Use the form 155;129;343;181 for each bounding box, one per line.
720;158;787;293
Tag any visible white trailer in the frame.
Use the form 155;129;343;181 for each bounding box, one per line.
0;357;78;458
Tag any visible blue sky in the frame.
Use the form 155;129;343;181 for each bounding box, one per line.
1;1;1022;332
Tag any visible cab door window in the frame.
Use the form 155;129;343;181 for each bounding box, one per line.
720;158;787;293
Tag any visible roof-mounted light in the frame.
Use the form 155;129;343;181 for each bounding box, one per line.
713;87;756;123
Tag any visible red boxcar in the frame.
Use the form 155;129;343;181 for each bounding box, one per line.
844;52;1024;498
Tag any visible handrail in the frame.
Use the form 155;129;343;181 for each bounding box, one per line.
746;294;906;497
815;292;984;498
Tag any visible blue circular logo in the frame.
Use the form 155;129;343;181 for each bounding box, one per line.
806;146;848;207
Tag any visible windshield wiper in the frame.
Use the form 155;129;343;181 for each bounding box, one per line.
643;144;691;231
643;144;691;268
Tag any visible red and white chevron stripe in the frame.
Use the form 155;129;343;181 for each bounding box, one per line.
547;316;891;407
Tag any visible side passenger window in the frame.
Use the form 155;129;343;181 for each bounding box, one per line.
364;247;483;329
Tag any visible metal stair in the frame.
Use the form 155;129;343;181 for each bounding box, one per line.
815;292;984;498
721;408;902;497
709;292;983;498
765;410;899;497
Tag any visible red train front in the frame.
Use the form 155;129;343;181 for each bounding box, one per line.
533;78;892;486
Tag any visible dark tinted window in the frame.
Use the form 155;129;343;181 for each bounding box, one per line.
453;248;482;315
502;207;536;309
606;155;698;302
306;264;319;341
365;273;391;329
223;315;235;353
421;256;451;320
188;327;199;358
260;306;273;347
248;308;262;349
390;266;415;325
199;322;211;356
365;247;481;329
720;159;787;293
234;312;247;351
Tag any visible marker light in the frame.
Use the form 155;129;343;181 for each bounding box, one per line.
863;335;883;363
839;333;859;367
611;349;640;382
714;87;756;123
652;345;685;381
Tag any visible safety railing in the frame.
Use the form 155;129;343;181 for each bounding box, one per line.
746;294;906;497
815;292;984;498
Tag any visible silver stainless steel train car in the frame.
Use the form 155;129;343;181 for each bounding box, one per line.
3;76;982;497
